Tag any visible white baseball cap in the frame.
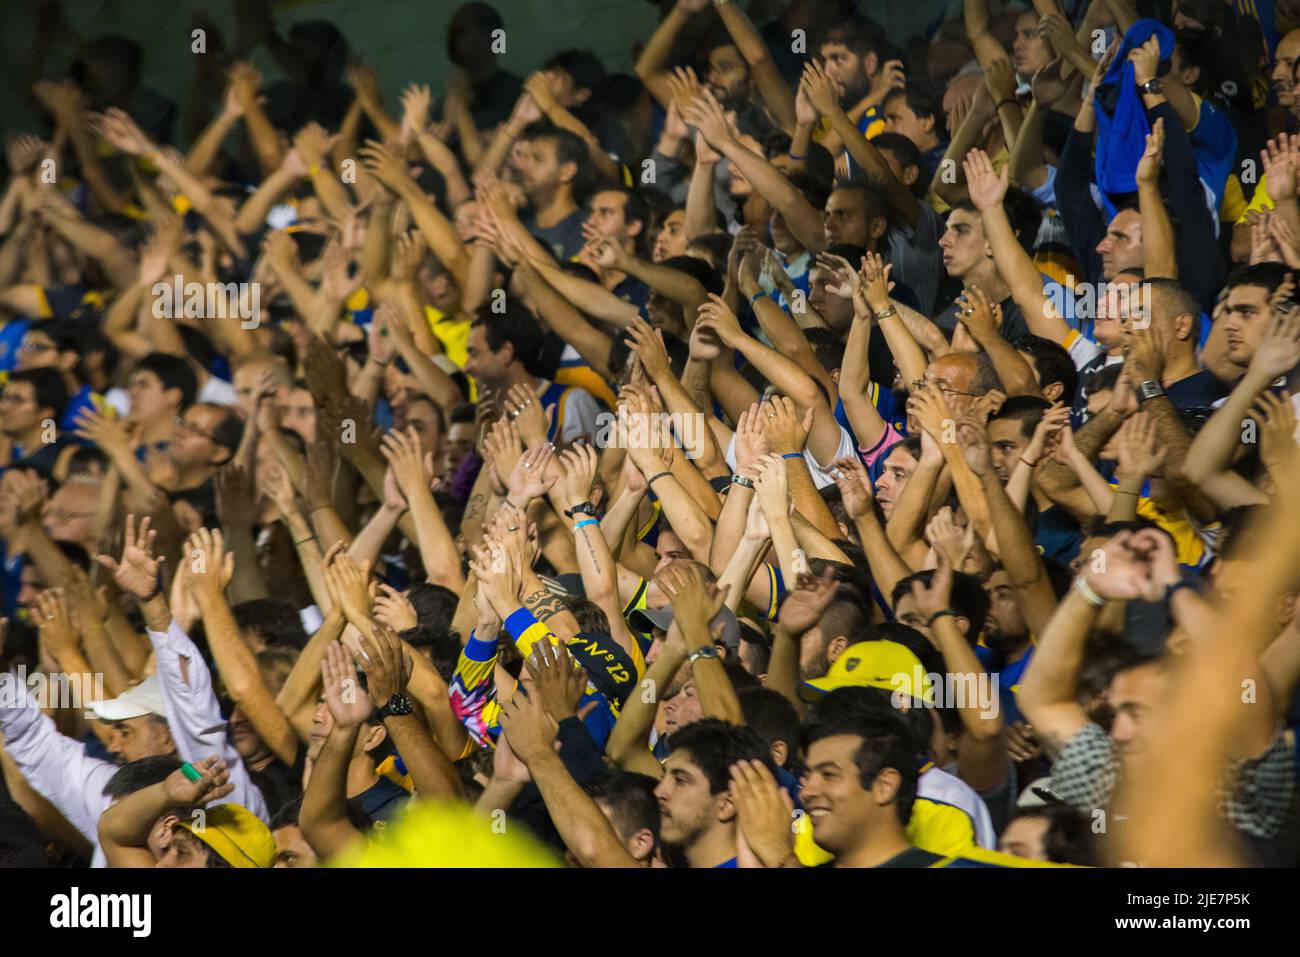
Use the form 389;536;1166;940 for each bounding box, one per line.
87;675;167;721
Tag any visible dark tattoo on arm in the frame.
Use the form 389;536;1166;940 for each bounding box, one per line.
578;526;603;577
523;586;566;623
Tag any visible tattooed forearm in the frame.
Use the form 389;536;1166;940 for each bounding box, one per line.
523;586;566;622
578;526;603;577
464;492;486;524
682;359;712;414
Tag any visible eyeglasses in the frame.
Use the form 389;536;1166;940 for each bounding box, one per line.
174;418;219;443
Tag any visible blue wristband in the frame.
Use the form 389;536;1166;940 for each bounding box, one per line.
574;518;599;530
749;290;766;305
782;452;803;460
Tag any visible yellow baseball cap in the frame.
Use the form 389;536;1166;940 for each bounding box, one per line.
177;804;276;868
799;640;932;702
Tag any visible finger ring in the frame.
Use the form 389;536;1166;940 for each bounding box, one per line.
509;410;521;418
507;526;519;532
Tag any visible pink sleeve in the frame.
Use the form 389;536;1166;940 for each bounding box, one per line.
859;422;903;469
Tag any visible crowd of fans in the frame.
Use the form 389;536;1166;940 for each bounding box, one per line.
2;0;1300;870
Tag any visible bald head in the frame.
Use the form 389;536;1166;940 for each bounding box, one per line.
1273;29;1300;107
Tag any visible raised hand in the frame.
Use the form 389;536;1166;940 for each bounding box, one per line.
505;442;557;509
556;444;599;514
183;527;236;600
320;640;372;729
1113;411;1166;482
1135;117;1165;188
830;456;875;518
97;514;164;601
164;756;235;808
1081;528;1176;601
357;623;413;706
962;148;1008;211
734;402;772;474
656;560;728;637
503;382;552;448
753;452;791;521
777;566;839;634
730;759;796;868
374;584;419;632
762;395;813;455
523;635;588;725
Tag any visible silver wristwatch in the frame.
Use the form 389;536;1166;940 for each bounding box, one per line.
1136;379;1164;404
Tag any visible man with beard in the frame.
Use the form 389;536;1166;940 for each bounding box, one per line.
816;19;900;143
653;717;772;868
509;124;591;262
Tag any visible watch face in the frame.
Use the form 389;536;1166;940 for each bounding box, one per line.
387;693;414;716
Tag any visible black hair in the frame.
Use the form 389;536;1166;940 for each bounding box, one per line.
1019;335;1078;399
658;254;725;297
801;327;845;377
800;687;921;824
1006;804;1102;866
102;755;184;799
198;403;244;455
518;122;597;199
6;368;69;420
67;445;110;477
665;718;773;794
450;402;478;425
472;301;548;377
891;569;991;640
1224;262;1295;301
870;132;926;196
405;582;460;632
1085;362;1123;396
992;394;1052;439
883;82;944;138
399;626;461;683
0;801;48;867
737;687;802;771
583;770;661;847
685;232;732;269
1144;277;1202;331
231;599;309;650
816;18;881;58
543;49;607;97
135;353;198;411
564;596;612;637
1003;186;1044;254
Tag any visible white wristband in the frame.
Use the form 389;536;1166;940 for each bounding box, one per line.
1074;576;1105;607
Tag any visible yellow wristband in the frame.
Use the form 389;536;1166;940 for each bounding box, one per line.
307;163;321;178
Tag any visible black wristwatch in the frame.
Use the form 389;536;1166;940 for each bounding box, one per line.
376;692;414;719
1136;379;1165;404
564;501;597;519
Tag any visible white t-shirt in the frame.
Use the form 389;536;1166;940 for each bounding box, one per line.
725;422;857;490
198;374;239;408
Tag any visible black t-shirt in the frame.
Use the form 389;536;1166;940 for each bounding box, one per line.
248;743;307;820
933;294;1031;346
169;478;219;530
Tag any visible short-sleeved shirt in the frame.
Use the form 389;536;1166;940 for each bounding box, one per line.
527;209;586;262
